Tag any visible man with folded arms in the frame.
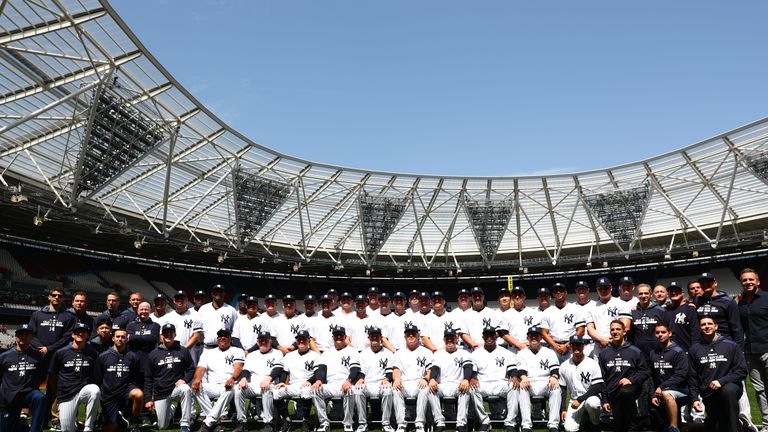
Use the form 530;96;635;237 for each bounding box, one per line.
391;324;434;432
355;326;394;432
517;326;562;432
272;329;323;432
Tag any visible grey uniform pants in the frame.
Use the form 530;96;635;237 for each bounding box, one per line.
353;383;394;427
233;381;276;424
427;383;472;427
155;384;194;428
392;381;430;427
313;382;354;427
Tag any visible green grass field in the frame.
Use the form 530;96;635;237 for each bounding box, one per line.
40;380;763;431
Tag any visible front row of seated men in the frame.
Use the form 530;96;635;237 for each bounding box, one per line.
0;313;746;432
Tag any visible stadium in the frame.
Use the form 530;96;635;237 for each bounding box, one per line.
0;1;767;432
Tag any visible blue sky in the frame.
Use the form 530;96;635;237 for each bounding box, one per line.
112;1;768;176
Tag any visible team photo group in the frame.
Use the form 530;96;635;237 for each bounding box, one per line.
1;269;766;432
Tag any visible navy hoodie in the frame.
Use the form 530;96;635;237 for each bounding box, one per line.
93;347;141;403
694;292;743;346
663;302;700;351
144;341;195;401
28;306;77;357
0;346;45;409
598;341;650;403
125;318;160;353
630;303;666;356
48;345;99;401
68;308;94;333
649;342;690;394
688;335;746;399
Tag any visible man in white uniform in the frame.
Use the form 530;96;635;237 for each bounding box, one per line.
347;295;382;351
384;292;410;351
422;291;471;351
516;326;562;432
197;284;238;351
272;330;322;432
573;281;596;356
502;286;538;353
232;331;284;432
354;327;394;432
150;294;170;327
424;330;475;432
310;294;342;353
540;283;586;363
313;326;361;432
164;290;204;364
618;276;640;308
191;328;245;432
587;277;632;359
273;295;308;353
558;336;604;432
232;295;263;354
471;327;520;432
391;324;433;432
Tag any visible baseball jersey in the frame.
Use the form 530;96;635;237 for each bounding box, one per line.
503;306;542;343
464;306;507;345
93;348;141;403
197;303;238;346
358;346;393;383
384;312;419;350
431;348;472;384
421;311;465;350
49;345;99;401
164;308;203;346
150;313;170;327
472;345;517;383
272;314;309;347
320;346;360;383
232;314;265;351
0;347;44;409
346;314;383;351
282;349;321;383
558;356;604;400
540;302;585;342
621;297;640;309
309;313;344;352
589;297;632;336
575;300;597;341
242;348;283;379
392;345;433;382
197;345;245;386
517;346;560;383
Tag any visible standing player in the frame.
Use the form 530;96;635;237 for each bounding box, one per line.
653;284;669;307
738;268;768;431
272;330;322;432
0;324;46;432
164;290;204;364
693;272;743;345
355;327;394;432
662;282;700;351
198;284;239;351
193;290;207;311
617;276;639;308
629;284;666;356
424;330;474;432
69;291;94;332
470;327;520;432
517;327;562;432
114;292;143;329
347;295;382;351
89;317;113;353
463;287;515;351
313;326;362;432
93;328;143;432
558;336;604;432
648;323;690;432
687;280;703;303
191;328;245;432
97;292;123;327
150;294;170;326
587;277;631;359
366;287;381;316
391;324;433;432
273;294;307;352
598;320;650;432
573;281;596;353
145;323;195;432
310;294;342;353
47;322;101;432
233;331;284;432
540;283;586;363
689;315;748;432
232;295;263;353
29;287;76;363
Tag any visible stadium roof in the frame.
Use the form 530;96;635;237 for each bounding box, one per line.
1;0;768;276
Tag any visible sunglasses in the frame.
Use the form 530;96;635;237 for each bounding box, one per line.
50;293;64;298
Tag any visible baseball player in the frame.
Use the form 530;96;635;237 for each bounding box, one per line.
347;295;383;351
312;326;362;432
463;287;516;351
470;326;521;432
391;324;433;432
273;295;308;352
272;330;322;432
420;291;470;351
69;291;94;333
540;283;586;363
193;290;207;311
648;322;690;432
629;284;666;357
97;291;122;327
144;323;195;432
0;324;46;432
573;281;596;353
88;317;113;353
424;330;475;432
383;292;410;351
354;326;394;432
232;295;263;354
191;328;245;432
617;276;640;308
233;331;284;432
47;322;101;432
150;294;170;326
587;277;631;359
366;287;381;316
558;336;604;432
309;294;343;353
163;290;204;364
125;301;161;355
662;282;700;351
114;291;143;329
93;328;143;432
197;284;239;351
517;326;562;432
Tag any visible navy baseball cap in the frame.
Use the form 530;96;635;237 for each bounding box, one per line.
173;290;188;298
257;331;272;340
15;324;33;335
431;291;445;299
511;286;525;295
481;326;497;336
245;295;258;304
367;326;383;335
73;322;91;333
304;294;316;302
527;326;542;335
319;294;332;302
698;272;716;281
238;293;248;301
667;282;683;291
295;330;311;339
404;324;419;333
569;335;588;345
392;291;406;299
283;294;296;302
154;294;167;302
340;291;353;300
331;326;346;335
161;323;176;333
264;294;277;301
619;276;634;285
409;289;420;297
537;287;551;296
194;290;206;297
552;282;567;292
419;291;430;299
596;277;612;287
471;286;484;295
379;292;390;300
355;294;368;303
574;281;589;289
327;289;339;296
216;328;231;337
211;284;226;292
444;329;458;338
498;287;511;296
457;288;470;296
368;286;379;294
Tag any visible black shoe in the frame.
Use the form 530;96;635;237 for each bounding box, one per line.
199;423;212;432
504;426;517;432
522;429;533;432
232;422;246;432
140;415;153;427
264;424;274;432
457;426;467;432
480;424;492;432
49;420;62;431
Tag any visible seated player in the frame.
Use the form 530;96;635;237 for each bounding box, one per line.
559;336;604;432
272;330;323;432
391;324;434;432
191;328;245;432
144;323;195;432
648;322;691;432
233;331;284;432
425;330;475;432
354;326;394;432
470;327;521;432
517;326;562;432
313;326;362;432
94;328;144;432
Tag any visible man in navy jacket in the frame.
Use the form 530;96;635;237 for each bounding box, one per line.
598;319;650;432
94;328;143;432
649;322;691;432
0;324;46;432
689;315;747;432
